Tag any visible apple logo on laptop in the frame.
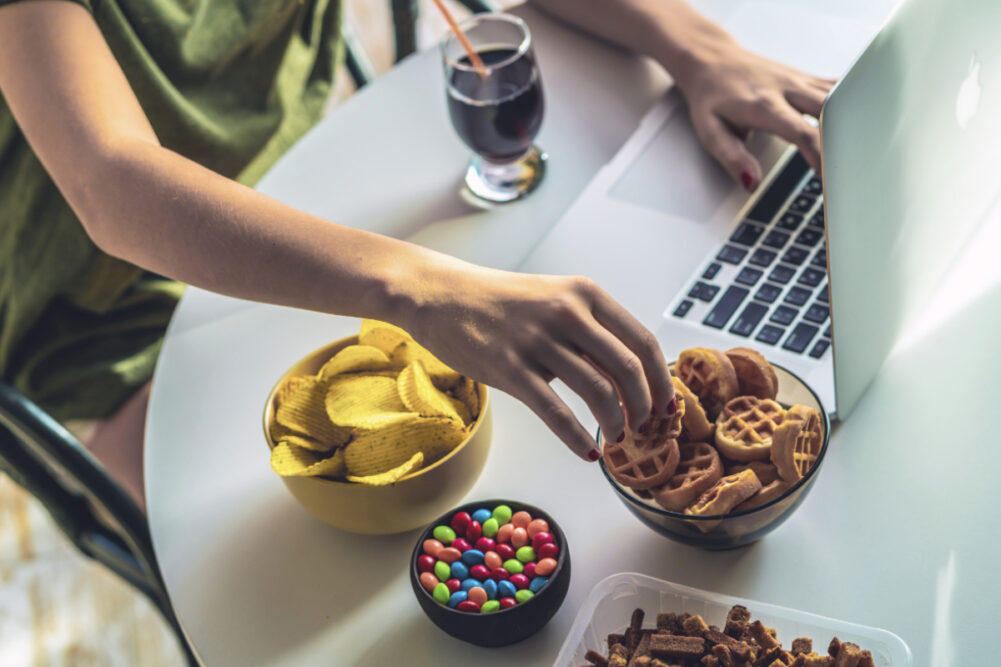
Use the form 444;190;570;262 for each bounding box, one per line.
956;54;982;130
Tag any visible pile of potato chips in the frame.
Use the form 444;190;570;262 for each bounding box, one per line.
268;320;481;486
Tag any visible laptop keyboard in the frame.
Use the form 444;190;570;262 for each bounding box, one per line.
670;153;831;359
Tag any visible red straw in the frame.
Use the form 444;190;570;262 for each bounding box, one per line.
432;0;489;78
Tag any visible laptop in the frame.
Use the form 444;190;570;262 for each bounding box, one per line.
518;0;1001;420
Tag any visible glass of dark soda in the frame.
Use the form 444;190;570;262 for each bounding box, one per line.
441;13;546;203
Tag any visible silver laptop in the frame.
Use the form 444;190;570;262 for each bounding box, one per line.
518;0;1001;419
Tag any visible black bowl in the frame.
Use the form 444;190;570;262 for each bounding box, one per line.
599;363;831;550
410;499;571;647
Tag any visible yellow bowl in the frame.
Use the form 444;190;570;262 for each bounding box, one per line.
263;335;492;534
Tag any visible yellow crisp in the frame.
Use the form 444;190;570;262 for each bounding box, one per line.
275;376;351;448
270;441;347;478
359;319;413;356
317;344;393;380
324;375;407;428
450;377;481;424
398;361;470;424
276;375;312;404
346;451;424;486
343;416;466;476
280;433;332;453
390;339;462;389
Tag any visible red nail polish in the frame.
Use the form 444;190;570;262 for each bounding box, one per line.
741;171;755;192
615;431;625;443
668;397;678;414
638;420;650;435
588;449;601;461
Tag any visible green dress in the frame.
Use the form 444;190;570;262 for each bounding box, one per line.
0;0;343;420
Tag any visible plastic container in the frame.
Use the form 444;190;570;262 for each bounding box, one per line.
554;572;912;667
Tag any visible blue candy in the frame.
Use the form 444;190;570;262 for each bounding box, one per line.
461;549;485;566
529;576;549;593
471;508;491;524
482;578;498;600
450;561;469;580
447;591;468;608
461;578;480;592
498;580;517;599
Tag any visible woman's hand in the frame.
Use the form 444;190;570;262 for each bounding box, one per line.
401;264;677;462
669;34;835;189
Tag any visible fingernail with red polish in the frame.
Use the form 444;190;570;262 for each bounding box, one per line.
638;420;650;435
668;397;679;414
741;171;755;192
615;431;625;443
588;449;601;462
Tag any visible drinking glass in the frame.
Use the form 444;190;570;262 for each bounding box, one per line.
441;14;546;203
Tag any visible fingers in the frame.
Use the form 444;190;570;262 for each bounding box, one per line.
515;374;600;462
748;99;823;174
543;344;628;444
785;86;827;118
692;112;763;191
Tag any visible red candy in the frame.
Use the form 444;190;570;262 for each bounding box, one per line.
490;567;510;582
451;538;472;553
451;511;471;534
531;531;554;551
423;539;443;557
475;537;495;553
496;543;515;560
466;521;482;543
499;597;517;610
537;542;559;560
523;562;536;579
445;578;462;593
469;564;490;581
437;547;462;564
417;555;435;573
509;573;530;590
457;601;481;613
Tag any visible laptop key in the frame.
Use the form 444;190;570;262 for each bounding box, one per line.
729;302;768;337
730;222;766;246
811;249;827;268
770;305;798;326
796;228;824;247
809;211;825;228
748;248;777;267
776;212;803;231
817;283;829;303
809;338;831;359
746;152;810;224
717;245;747;264
784;286;812;306
803;176;823;195
673;299;694;318
768;264;796;284
804;303;830;323
702;262;722;280
735;267;763;286
782;246;810;266
788;195;815;213
798;267;825;287
762;230;791;249
824;324;832;338
703;285;749;329
783;322;820;353
755;283;782;303
755;324;785;345
688;281;720;302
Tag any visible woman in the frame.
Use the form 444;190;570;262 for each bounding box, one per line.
0;0;829;509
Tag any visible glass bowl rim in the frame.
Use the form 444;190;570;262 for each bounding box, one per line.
597;361;832;521
439;13;532;74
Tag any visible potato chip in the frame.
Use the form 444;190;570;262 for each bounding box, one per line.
359;319;413;355
276;376;351;448
450;377;481;423
270;441;346;478
280;433;332;453
398;360;470;424
343;415;466;476
317;344;394;380
390;339;462;389
346;451;424;486
276;375;312;404
325;375;408;428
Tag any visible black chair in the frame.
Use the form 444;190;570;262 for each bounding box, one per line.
344;0;499;89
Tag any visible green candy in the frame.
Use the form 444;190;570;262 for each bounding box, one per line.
482;517;499;538
515;546;536;563
434;560;451;582
491;504;513;525
503;558;524;575
515;589;534;603
480;600;501;614
433;525;455;544
433;582;450;604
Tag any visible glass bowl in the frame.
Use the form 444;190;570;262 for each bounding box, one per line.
598;363;830;550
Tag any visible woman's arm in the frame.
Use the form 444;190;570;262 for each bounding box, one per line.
532;0;833;188
0;1;675;459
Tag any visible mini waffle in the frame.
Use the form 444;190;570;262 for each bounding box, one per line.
771;406;823;483
674;348;739;419
671;377;714;442
603;434;681;491
715;396;787;462
725;347;778;400
651;441;723;512
684;469;762;517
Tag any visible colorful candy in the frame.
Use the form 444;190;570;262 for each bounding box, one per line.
419;504;561;613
